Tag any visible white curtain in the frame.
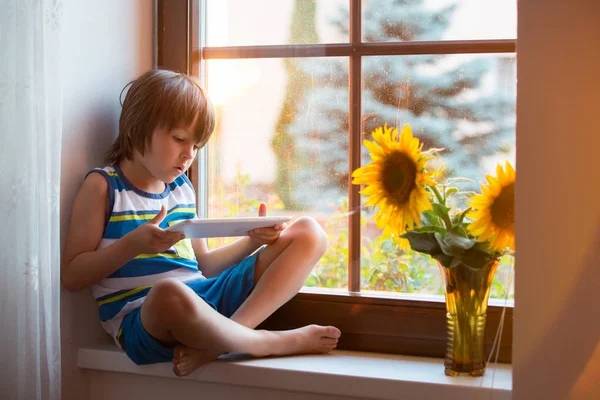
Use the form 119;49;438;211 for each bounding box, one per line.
0;0;63;399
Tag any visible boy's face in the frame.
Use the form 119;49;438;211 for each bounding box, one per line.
141;125;201;183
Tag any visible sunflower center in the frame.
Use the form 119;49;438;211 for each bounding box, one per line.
381;151;417;205
490;182;515;231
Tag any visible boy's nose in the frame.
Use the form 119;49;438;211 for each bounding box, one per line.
182;147;194;159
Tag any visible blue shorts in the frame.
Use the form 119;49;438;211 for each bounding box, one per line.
119;249;261;365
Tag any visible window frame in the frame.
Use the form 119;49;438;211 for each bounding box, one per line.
156;0;514;362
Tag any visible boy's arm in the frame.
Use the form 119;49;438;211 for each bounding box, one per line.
61;173;184;291
191;236;260;279
61;173;139;291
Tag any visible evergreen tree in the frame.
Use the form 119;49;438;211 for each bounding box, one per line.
282;0;515;210
272;0;319;210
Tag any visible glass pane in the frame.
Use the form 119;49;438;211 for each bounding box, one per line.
206;0;349;47
358;54;516;300
362;0;517;42
205;57;350;290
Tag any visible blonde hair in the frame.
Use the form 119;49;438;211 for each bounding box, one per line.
106;69;215;164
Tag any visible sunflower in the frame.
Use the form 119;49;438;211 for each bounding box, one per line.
467;161;515;253
352;123;437;247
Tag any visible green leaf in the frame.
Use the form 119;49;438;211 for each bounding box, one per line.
411;225;446;236
445;187;459;198
401;231;442;255
433;203;452;230
422;210;442;227
434;231;476;257
460;246;497;270
446;231;476;250
454;225;469;237
453;208;471;227
473;241;505;259
434;232;452;256
432;203;451;224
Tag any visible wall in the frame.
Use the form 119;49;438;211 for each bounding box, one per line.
514;1;600;399
60;1;153;399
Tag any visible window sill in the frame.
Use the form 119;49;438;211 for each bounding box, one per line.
257;291;513;363
78;345;512;400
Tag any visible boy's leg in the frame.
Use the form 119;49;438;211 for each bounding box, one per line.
230;216;328;329
141;277;340;375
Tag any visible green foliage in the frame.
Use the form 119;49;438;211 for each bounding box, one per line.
214;175;513;299
401;184;507;270
360;235;437;293
310;196;514;298
307;198;438;293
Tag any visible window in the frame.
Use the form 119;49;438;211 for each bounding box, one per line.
157;0;515;361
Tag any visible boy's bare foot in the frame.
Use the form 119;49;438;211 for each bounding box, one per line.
265;324;341;357
172;325;341;376
172;345;221;377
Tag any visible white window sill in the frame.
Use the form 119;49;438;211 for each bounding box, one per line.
78;345;512;400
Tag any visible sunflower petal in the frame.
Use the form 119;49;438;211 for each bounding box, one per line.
467;161;516;252
363;140;384;158
505;161;516;180
478;227;495;242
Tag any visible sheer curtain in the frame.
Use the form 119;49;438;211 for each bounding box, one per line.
0;1;63;399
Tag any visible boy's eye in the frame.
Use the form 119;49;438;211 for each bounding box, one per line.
173;136;184;143
193;145;200;151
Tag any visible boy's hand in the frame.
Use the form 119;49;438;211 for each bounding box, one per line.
127;205;185;254
247;203;286;246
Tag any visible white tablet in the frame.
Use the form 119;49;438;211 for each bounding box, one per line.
165;216;292;238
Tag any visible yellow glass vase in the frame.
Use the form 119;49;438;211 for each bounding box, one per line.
438;258;500;377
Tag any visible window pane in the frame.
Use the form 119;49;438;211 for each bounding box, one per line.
205;57;350;290
362;0;517;42
206;0;349;47
359;53;516;299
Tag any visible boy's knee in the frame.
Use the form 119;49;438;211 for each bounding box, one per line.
147;278;197;322
291;216;328;255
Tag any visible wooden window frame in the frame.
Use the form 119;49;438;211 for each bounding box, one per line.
156;0;514;362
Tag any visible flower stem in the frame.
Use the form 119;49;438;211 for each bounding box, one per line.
429;184;453;230
430;184;445;205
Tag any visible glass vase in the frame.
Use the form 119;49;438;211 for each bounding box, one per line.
438;258;500;377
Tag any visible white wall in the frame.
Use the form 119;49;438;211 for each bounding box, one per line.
60;1;153;399
514;1;600;399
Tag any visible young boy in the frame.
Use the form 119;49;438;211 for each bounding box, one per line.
62;69;341;376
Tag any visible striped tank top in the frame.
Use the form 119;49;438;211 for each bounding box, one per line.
87;165;205;346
